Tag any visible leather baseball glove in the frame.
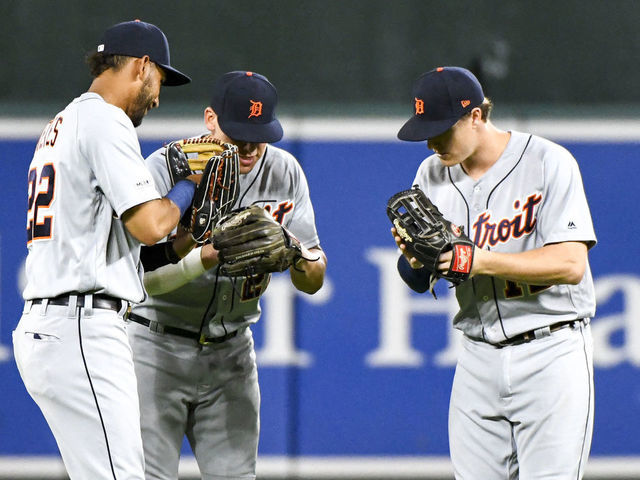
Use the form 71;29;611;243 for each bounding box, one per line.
387;185;474;285
186;141;240;243
212;205;303;276
165;135;232;185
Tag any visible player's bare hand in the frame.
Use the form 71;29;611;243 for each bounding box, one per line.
186;173;203;184
391;227;424;269
437;250;453;273
171;224;197;257
200;241;220;270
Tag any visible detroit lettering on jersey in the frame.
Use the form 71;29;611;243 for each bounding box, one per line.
133;142;320;336
472;193;542;248
264;201;294;225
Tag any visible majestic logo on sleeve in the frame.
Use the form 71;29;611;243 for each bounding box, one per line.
248;100;263;118
472;193;542;248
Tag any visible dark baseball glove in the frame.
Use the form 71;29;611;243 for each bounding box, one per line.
165;135;229;186
387;186;474;285
188;142;240;243
212;205;303;276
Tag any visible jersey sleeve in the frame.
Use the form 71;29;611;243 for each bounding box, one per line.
287;160;321;249
412;162;428;192
145;146;172;196
411;157;438;195
538;146;596;248
80;109;160;217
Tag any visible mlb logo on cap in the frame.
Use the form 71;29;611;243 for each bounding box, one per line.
397;66;484;141
97;19;191;86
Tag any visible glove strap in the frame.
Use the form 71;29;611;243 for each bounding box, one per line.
292;252;322;272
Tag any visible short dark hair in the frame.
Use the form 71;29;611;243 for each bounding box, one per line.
479;97;493;120
85;52;131;77
460;97;493;122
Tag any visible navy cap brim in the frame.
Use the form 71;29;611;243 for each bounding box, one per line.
158;63;191;86
397;115;459;142
220;118;284;143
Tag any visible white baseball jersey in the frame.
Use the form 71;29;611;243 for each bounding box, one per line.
413;131;597;342
132;140;320;336
23;92;160;303
128;139;321;479
14;92;159;480
411;130;596;478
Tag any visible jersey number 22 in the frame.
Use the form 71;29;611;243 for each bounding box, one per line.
27;164;56;244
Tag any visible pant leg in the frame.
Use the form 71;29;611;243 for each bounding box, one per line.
511;323;594;480
13;303;145;480
449;336;519;480
188;328;260;480
127;321;193;480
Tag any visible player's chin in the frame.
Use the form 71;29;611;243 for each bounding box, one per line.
130;114;144;128
239;157;258;174
129;107;150;128
438;154;461;166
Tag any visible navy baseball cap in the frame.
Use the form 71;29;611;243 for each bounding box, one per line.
210;71;283;143
397;66;484;141
97;20;191;86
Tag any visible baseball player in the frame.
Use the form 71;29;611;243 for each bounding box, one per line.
127;71;327;480
393;67;596;479
12;20;193;479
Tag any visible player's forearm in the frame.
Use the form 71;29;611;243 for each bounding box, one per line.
123;198;182;245
290;247;327;294
143;247;207;295
140;241;182;272
172;229;197;257
471;242;588;285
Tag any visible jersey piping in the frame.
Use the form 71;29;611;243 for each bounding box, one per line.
576;326;592;480
488;134;532;341
237;146;269;207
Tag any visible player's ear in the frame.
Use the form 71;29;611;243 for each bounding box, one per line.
132;55;152;81
204;107;218;132
470;107;483;127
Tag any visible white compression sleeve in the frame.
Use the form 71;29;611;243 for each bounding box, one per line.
143;247;207;295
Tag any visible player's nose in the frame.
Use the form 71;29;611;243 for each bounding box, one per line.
237;141;258;155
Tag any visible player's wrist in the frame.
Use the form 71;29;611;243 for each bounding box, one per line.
163;241;182;264
165;179;196;217
182;247;207;276
200;243;219;270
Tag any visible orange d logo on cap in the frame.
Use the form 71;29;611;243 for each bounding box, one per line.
414;98;425;115
248;100;263;118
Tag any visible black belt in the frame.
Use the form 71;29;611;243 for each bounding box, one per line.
128;312;238;345
31;293;125;312
493;319;584;348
